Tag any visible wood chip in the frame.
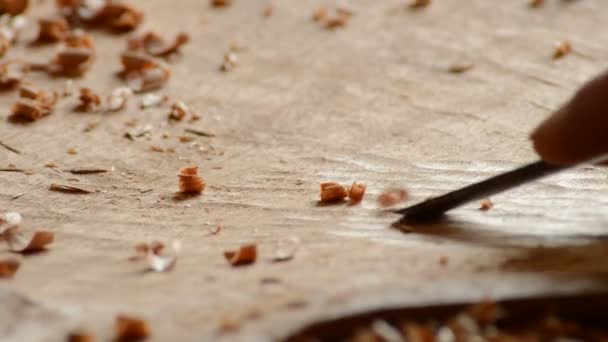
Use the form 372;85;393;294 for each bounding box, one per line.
208;224;222;235
178;166;206;194
0;60;29;89
320;182;347;203
0;259;19;278
99;2;143;32
67;147;78;155
272;237;299;263
0;212;22;235
347;182;366;203
49;183;92;194
66;330;95;342
0;0;28;15
479;198;494;211
448;63;474;74
106;86;133;112
220;52;238;72
115;315;150;342
262;3;274;17
553;40;572;59
36;17;69;43
224;244;257;266
9;86;57;122
4;227;54;253
410;0;431;9
140;93;167;108
0;140;20;154
178;136;194;143
211;0;232;8
128;31;190;57
65;168;111;174
312;7;327;22
184;128;215;137
377;188;409;207
120;52;171;93
45;31;95;77
529;0;544;7
169;101;188;121
77;87;101;112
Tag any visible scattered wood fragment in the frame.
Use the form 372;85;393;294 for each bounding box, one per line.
65;168;111;174
115;315;150;342
224;244;257;266
66;330;95;342
184;128;215;138
347;182;366;204
106;86;133;112
553;40;572;59
44;30;95;77
120;52;171;92
220;52;238;72
0;0;28;15
377;188;409;207
3;227;54;253
262;3;274;17
57;0;143;32
128;31;190;58
67;147;78;155
35;16;69;43
149;145;165;153
130;240;180;272
178;166;206;194
448;63;474;74
439;255;449;266
208;224;222;235
9;85;58;122
320;182;347;203
169;101;188;121
124;124;153;140
140;93;167;108
0;167;27;173
0;212;22;234
49;183;92;194
77;87;101;112
210;0;232;8
178;136;194;143
479;198;494;211
0;14;26;56
529;0;544;7
313;6;352;29
0;259;19;278
410;0;431;9
272;237;299;263
0;140;20;154
0;60;29;89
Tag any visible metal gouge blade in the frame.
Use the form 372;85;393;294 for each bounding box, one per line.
395;160;567;222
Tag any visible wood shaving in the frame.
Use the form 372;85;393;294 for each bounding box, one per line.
67;147;78;155
410;0;431;9
124;124;152;140
347;182;366;204
439;255;449;266
120;52;171;93
262;3;273;17
220;52;238;72
0;0;28;15
49;183;92;194
224;244;257;266
479;198;494;211
313;7;352;29
9;85;57;122
0;60;29;89
320;182;347;203
553;40;572;59
0;212;21;235
149;145;165;152
3;227;54;253
77;87;101;112
36;17;69;43
178;166;206;194
529;0;544;7
131;240;180;272
208;224;222;235
448;63;474;74
128;31;190;57
57;0;142;32
140;93;166;108
66;330;95;342
184;128;215;137
106;86;133;112
178;136;194;143
0;15;26;56
115;315;150;342
45;31;95;77
377;188;409;207
0;140;20;154
272;237;299;263
312;7;327;22
0;259;19;278
211;0;232;8
65;168;111;174
168;101;188;121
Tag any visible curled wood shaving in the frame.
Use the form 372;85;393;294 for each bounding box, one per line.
36;16;69;43
106;86;132;112
0;0;28;15
0;258;19;278
479;198;494;211
57;0;142;32
77;87;101;112
115;315;150;342
178;166;206;194
45;31;95;77
448;63;474;74
272;237;299;263
553;40;572;59
4;227;54;253
211;0;232;8
377;188;409;207
0;59;28;89
347;182;366;203
66;330;95;342
220;52;238;72
320;182;347;203
184;128;215;137
529;0;544;7
128;31;189;57
9;85;57;122
49;183;92;194
224;244;257;266
120;52;171;93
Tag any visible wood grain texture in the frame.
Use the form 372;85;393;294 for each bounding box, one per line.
1;0;608;341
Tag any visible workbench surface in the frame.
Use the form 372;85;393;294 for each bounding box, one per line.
1;0;608;341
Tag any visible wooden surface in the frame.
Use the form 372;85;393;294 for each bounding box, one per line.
1;0;608;341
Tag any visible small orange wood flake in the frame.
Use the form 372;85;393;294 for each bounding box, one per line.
66;330;95;342
347;182;366;203
128;31;190;57
0;259;19;278
553;40;572;59
320;182;347;203
36;17;69;43
9;85;57;122
410;0;431;9
224;244;257;266
377;188;409;207
529;0;544;8
479;198;494;211
0;0;28;15
115;315;150;342
178;166;206;194
3;227;54;253
211;0;232;8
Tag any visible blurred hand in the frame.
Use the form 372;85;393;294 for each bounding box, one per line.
531;70;608;166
